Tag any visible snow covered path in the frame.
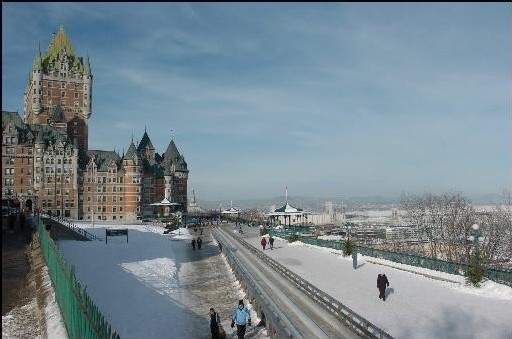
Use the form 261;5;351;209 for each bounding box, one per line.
58;223;268;339
243;227;512;339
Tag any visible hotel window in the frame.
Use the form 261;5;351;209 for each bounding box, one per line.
61;91;65;97
48;90;52;96
61;83;65;89
74;92;79;98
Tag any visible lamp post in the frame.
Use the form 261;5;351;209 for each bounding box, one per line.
346;223;352;241
467;223;485;285
468;223;484;255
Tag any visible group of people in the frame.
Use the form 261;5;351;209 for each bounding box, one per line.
260;236;274;250
191;237;203;250
209;299;251;339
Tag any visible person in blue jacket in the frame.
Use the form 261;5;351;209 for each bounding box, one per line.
231;299;251;339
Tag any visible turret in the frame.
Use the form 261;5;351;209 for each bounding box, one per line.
32;47;43;115
163;167;173;201
83;55;92;118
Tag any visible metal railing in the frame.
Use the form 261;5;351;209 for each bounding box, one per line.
223;229;393;339
37;221;120;339
44;214;102;241
269;230;512;287
213;229;300;338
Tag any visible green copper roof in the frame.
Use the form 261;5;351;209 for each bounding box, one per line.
44;25;76;60
41;25;89;76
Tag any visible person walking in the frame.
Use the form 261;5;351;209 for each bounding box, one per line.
191;238;196;250
260;237;267;251
218;242;223;252
231;300;251;339
197;237;203;250
377;273;390;301
269;236;274;250
209;307;221;339
19;211;25;230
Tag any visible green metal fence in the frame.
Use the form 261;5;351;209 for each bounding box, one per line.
269;229;512;287
38;222;120;339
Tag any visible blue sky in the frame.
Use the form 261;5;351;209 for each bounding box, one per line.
2;3;511;200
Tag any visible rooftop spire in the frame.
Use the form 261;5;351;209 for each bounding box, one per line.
33;46;42;70
83;54;91;76
285;186;288;204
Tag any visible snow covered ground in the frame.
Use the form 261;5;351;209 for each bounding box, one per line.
57;222;269;339
250;228;512;339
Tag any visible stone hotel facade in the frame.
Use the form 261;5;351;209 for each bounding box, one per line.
2;26;188;220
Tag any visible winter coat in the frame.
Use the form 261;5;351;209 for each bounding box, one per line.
210;311;220;328
269;237;274;244
232;306;251;326
261;238;267;246
377;275;389;289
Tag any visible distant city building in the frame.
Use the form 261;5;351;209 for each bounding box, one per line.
2;26;188;220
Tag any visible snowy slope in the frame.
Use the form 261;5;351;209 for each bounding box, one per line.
57;223;269;339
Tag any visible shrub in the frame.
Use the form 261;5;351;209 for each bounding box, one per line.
288;234;299;243
466;251;486;287
259;226;268;236
343;239;354;257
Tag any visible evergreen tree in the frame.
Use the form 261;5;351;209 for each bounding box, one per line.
343;239;354;257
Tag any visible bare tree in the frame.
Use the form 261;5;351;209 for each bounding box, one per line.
401;192;475;261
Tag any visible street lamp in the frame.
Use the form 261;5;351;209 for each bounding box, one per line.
218;203;221;226
346;223;352;241
468;224;484;254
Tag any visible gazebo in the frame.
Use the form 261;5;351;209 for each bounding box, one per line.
221;201;241;225
150;198;180;218
267;188;306;227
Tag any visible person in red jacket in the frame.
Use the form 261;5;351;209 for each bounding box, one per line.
260;237;267;250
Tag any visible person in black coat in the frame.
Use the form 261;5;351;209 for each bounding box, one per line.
377;274;390;301
197;237;203;250
209;307;220;339
191;238;196;250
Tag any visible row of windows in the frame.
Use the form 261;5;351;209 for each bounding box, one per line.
87;215;123;221
86;206;124;213
44;189;72;195
41;200;75;208
45;158;73;165
46;82;86;90
87;177;124;184
87;195;124;203
46;177;71;184
4;137;17;144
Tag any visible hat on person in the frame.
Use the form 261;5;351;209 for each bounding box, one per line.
238;300;244;306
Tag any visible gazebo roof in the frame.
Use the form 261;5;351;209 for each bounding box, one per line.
150;198;180;206
268;203;304;216
222;207;240;214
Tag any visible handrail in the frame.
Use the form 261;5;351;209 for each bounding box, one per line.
270;230;512;287
43;215;102;241
229;230;393;339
